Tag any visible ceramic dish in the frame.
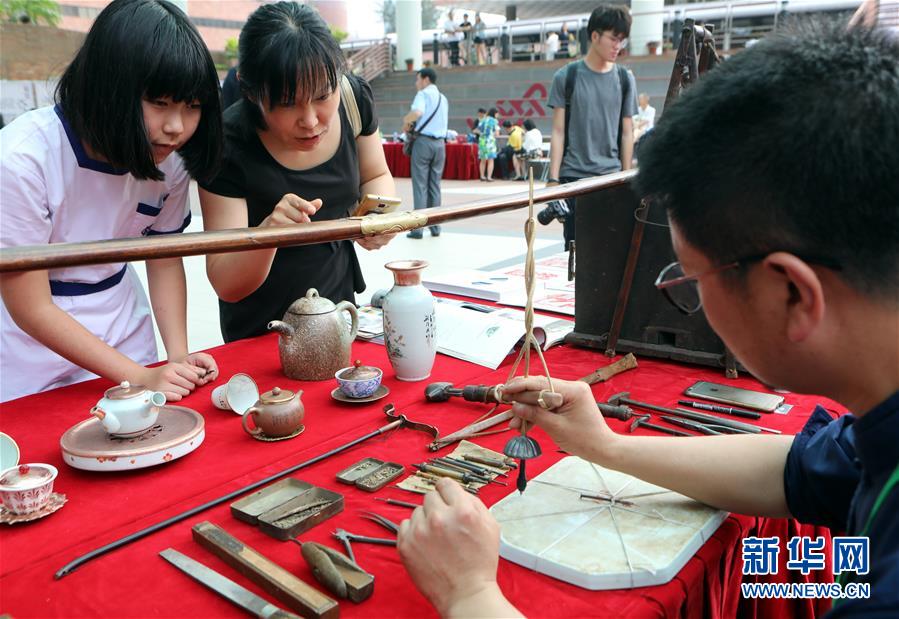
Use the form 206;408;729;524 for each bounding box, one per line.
330;385;390;404
0;492;66;524
59;405;204;471
0;433;20;472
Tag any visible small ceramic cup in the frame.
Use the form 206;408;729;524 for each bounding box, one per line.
0;463;58;515
335;365;383;399
211;373;259;415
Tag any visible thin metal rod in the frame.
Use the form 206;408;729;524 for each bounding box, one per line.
54;418;403;579
0;173;633;273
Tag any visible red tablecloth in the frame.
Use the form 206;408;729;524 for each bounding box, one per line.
0;336;842;618
382;141;480;180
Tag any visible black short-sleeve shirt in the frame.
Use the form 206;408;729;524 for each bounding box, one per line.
200;75;379;342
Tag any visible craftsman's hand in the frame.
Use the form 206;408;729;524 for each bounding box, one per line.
136;361;208;402
178;352;218;385
262;193;322;227
505;376;617;462
398;478;522;618
355;232;396;251
545;178;560;187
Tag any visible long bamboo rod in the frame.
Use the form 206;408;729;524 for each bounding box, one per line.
0;172;635;273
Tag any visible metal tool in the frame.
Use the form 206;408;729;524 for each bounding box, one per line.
462;454;516;469
359;511;401;534
677;400;762;420
56;405;436;579
444;455;508;478
160;548;302;619
660;415;725;435
424;382;503;403
607;392;781;435
413;471;480;494
332;529;397;565
430;458;507;485
373;497;419;509
415;462;493;485
628;414;694;437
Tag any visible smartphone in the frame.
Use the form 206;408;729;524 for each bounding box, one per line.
683;381;784;412
353;194;402;217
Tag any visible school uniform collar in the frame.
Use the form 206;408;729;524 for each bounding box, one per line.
852;390;899;476
54;105;129;176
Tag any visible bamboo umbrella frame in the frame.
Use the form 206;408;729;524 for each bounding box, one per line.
0;172;634;273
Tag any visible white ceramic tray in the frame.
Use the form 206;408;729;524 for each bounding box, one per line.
60;405;204;472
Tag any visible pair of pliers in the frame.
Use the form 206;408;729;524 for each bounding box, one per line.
359;511;401;535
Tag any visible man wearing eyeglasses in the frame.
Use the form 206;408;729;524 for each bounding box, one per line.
396;21;898;618
544;4;637;248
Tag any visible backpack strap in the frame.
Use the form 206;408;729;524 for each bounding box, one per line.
340;74;362;139
616;64;633;150
562;60;583;158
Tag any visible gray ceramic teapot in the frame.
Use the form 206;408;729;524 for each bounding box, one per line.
268;288;359;380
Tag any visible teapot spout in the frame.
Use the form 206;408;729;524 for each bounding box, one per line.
268;320;294;339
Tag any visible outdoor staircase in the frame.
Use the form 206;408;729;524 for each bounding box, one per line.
369;54;678;138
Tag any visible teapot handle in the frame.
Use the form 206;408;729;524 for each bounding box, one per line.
336;301;359;340
241;407;264;438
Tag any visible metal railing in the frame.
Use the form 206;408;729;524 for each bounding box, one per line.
345;38;393;83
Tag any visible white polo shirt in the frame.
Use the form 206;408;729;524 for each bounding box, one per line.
0;105;192;401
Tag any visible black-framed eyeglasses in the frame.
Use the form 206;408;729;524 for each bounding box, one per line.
655;254;842;315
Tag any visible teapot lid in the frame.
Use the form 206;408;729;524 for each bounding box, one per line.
260;387;296;404
339;360;381;381
286;288;336;316
103;381;148;400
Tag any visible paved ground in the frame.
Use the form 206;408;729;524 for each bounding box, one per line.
134;177;567;354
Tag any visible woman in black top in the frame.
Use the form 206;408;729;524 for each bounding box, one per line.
199;1;396;342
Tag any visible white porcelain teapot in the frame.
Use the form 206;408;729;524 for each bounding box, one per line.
90;381;166;437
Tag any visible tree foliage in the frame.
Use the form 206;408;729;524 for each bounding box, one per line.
1;0;61;26
378;0;440;35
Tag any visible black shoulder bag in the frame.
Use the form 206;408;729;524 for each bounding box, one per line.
404;93;444;156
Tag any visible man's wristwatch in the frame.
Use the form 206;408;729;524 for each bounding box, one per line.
547;178;560;184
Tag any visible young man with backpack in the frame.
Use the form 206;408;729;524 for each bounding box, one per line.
545;4;637;247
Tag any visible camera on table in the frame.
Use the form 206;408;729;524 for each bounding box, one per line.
537;199;571;225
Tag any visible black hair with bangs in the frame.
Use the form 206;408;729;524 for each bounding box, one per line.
55;0;222;182
587;5;632;38
238;1;346;131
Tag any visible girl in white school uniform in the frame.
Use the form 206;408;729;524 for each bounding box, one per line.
0;0;224;403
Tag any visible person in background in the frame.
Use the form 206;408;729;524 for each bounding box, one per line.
0;0;222;402
474;13;488;65
442;10;462;67
199;1;395;341
397;21;899;618
546;4;636;247
633;92;656;142
403;67;448;239
545;31;560;61
477;107;499;181
221;64;240;110
521;119;543;157
459;13;473;66
501;120;525;180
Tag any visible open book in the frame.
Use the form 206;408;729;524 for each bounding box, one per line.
422;253;576;316
355;298;574;370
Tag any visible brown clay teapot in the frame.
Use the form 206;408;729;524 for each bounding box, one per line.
242;387;304;439
268;288;359;380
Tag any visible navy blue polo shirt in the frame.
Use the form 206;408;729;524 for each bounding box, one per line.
784;391;899;616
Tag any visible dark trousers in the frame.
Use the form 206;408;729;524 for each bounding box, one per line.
447;41;460;66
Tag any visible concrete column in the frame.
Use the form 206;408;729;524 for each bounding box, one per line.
629;0;664;57
395;0;422;71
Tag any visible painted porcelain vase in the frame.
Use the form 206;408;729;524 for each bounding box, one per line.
382;260;436;381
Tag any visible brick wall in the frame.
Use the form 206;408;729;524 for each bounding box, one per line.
0;24;84;80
